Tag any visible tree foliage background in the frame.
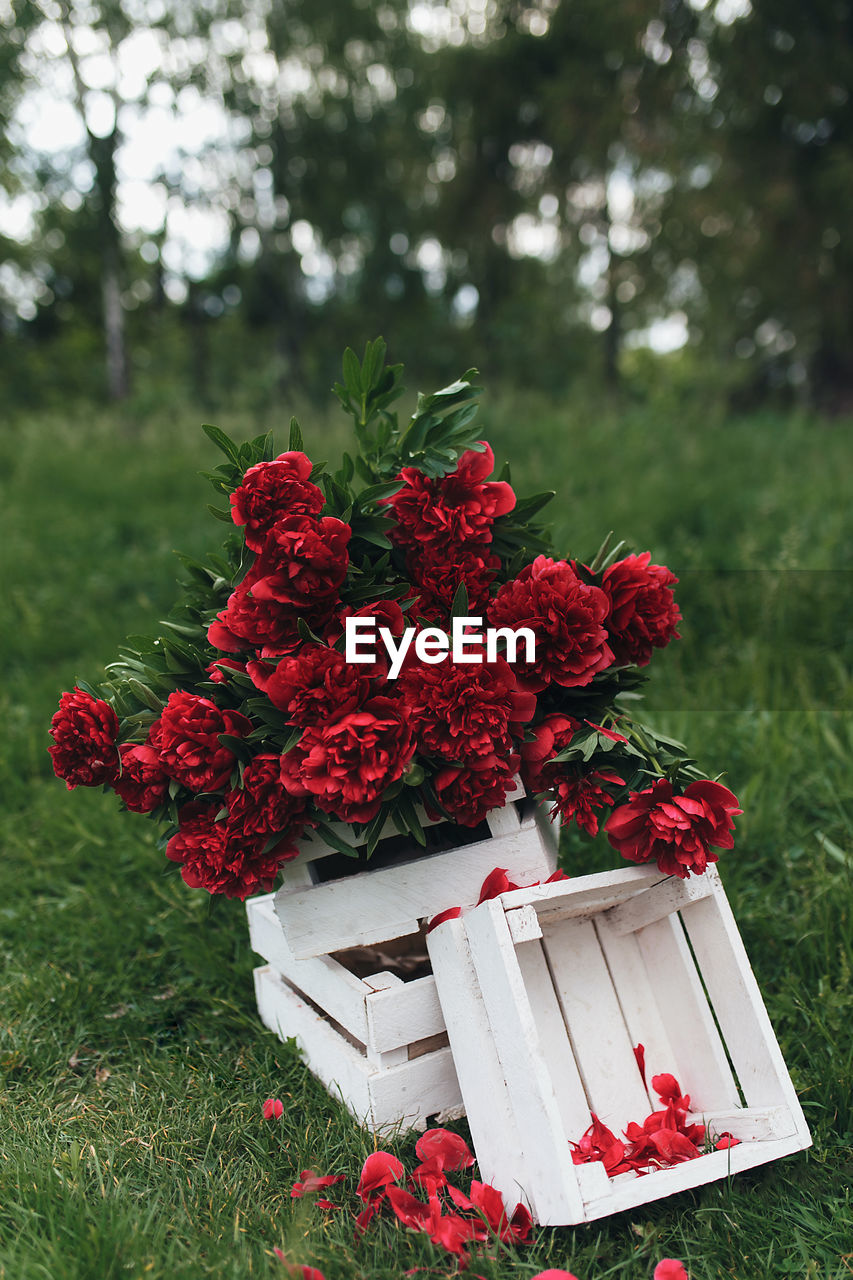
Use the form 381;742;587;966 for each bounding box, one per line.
2;0;851;410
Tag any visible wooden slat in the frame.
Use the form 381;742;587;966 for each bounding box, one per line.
541;918;651;1135
601;874;715;936
276;826;554;959
515;938;591;1139
499;865;663;918
633;913;741;1112
247;894;370;1045
365;975;445;1053
427;914;536;1217
368;1046;462;1136
593;915;679;1110
507;904;543;944
680;872;810;1136
463;899;586;1225
582;1133;812;1221
687;1105;796;1142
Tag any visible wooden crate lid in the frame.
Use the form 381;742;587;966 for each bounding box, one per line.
426;865;811;1226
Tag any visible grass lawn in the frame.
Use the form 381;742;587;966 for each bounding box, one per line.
0;384;851;1279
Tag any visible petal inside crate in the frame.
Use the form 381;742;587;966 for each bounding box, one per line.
426;865;811;1226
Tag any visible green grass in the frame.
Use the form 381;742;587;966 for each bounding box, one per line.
0;388;851;1279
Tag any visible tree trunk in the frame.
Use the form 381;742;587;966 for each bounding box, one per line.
102;242;130;401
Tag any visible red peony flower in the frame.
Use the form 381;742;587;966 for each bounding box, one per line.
151;691;252;792
602;551;681;667
247;645;372;726
166;801;290;899
262;1097;284;1120
519;713;580;793
205;656;246;684
280;696;415;824
488;556;613;691
408;547;500;624
225;753;306;850
385;443;515;553
251;514;350;608
207;566;333;655
114;742;170;813
398;656;535;763
230;451;324;552
48;688;120;789
432;752;520;827
604;778;741;878
551;770;624;837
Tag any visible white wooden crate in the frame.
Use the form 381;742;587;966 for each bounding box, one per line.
426;864;811;1225
273;782;557;960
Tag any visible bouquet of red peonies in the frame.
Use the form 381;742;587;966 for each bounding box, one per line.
49;340;740;901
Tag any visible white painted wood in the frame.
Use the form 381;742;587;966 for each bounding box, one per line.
581;1133;811;1222
633;912;741;1113
276;825;555;959
360;972;409;1068
426;915;535;1217
498;865;662;919
541;917;652;1135
533;802;561;854
463;899;585;1225
506;904;543;944
679;871;810;1140
593;914;679;1110
514;938;591;1139
247;894;371;1045
602;874;715;936
689;1105;796;1142
253;965;461;1135
254;965;371;1116
365;976;446;1053
485;799;522;837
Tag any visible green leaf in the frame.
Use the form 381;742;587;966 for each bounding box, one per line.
289;417;304;451
207;504;234;523
342;347;362;395
314;820;361;858
127;678;164;711
450;581;469;619
202;423;242;466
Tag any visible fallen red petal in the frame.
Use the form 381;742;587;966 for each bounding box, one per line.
357;1150;404;1200
427;906;462;933
262;1097;284;1120
415;1127;476;1171
654;1261;690;1280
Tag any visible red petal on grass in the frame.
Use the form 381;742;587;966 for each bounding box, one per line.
409;1156;448;1193
386;1185;435;1231
357;1151;404;1200
272;1252;327;1280
415;1127;476;1171
714;1134;741;1150
353;1199;381;1235
291;1171;345;1198
654;1261;690;1280
262;1098;284;1120
530;1272;582;1279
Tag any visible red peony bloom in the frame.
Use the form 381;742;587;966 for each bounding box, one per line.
225;753;306;850
602;551;681;667
247;645;372;726
604;778;741;878
550;770;624;837
205;657;246;684
408;547;500;624
280;696;415;824
114;742;170;813
488;556;613;691
207;567;332;655
48;688;120;789
230;451;324;552
165;801;289;899
519;713;580;793
432;752;520;827
151;691;252;793
385;442;515;553
251;514;350;608
398;656;535;763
